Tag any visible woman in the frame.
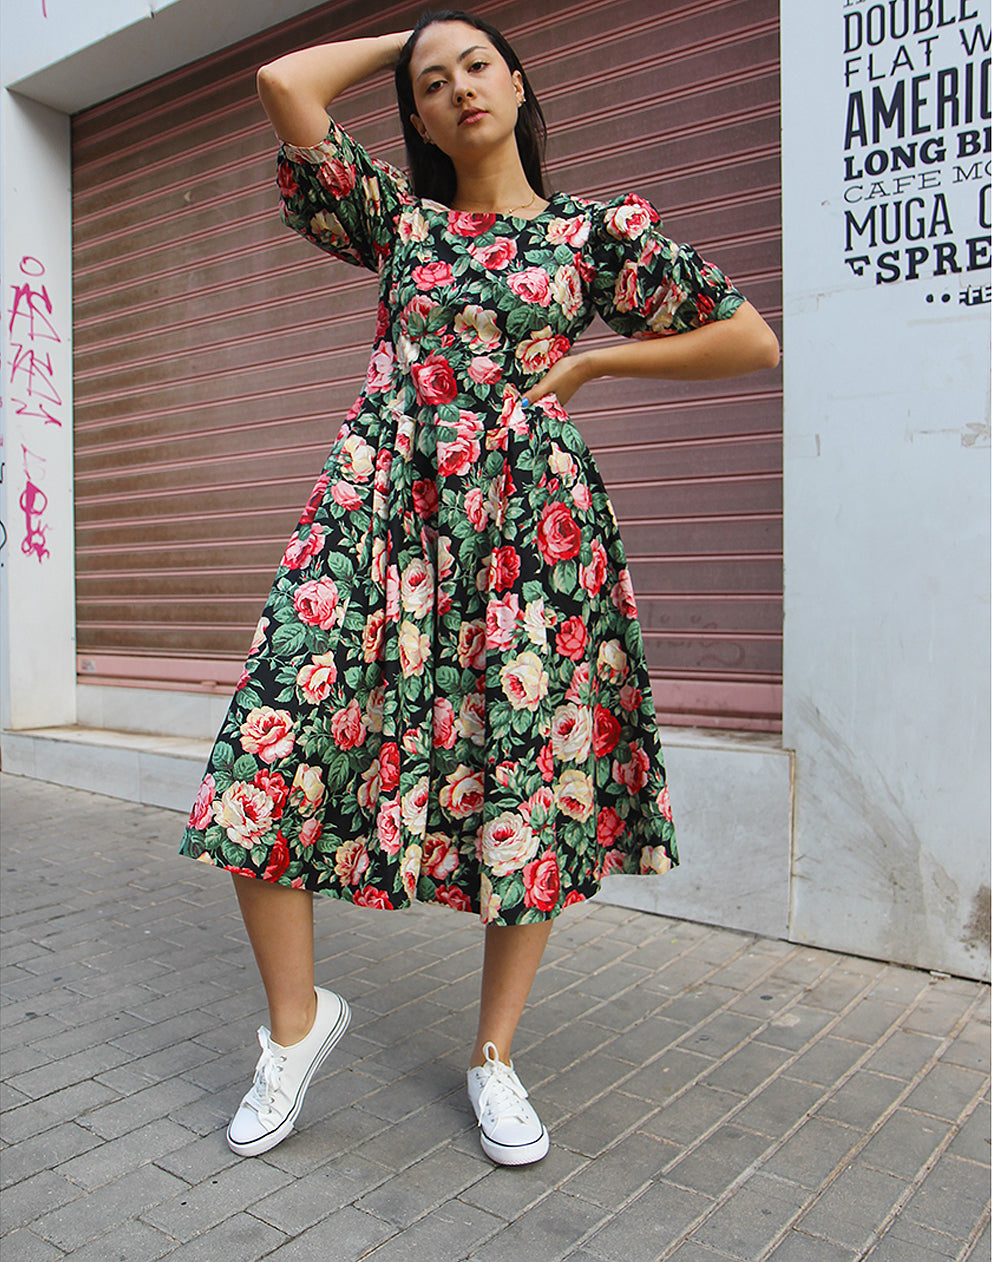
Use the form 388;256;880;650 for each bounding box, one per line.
180;10;779;1166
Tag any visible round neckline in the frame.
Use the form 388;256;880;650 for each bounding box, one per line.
422;191;564;225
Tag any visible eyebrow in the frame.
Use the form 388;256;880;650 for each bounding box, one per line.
416;45;489;81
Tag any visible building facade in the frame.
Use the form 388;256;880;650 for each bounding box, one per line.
2;0;988;979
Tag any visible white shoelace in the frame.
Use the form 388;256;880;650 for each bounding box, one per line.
244;1027;286;1117
476;1045;530;1124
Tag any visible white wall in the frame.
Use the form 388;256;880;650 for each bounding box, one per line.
781;0;991;979
0;92;76;730
1;0;322;112
0;0;324;729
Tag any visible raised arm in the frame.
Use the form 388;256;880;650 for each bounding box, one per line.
525;302;780;407
257;33;413;147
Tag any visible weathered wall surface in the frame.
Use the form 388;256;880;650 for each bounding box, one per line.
781;0;991;979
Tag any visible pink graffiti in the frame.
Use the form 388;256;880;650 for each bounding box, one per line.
19;446;50;563
8;279;60;343
8;257;62;427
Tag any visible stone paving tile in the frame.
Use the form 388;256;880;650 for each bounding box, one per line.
664;1123;775;1197
8;1045;135;1101
139;1159;291;1243
829;1000;906;1045
1;1080;122;1145
75;1076;206;1142
256;1206;393;1261
875;1216;967;1259
690;1171;810;1257
552;1089;662;1159
784;1034;867;1085
57;1218;177;1262
157;1210;288;1261
362;1200;505;1262
560;1130;675;1206
583;1181;714;1261
864;1029;945;1079
641;1083;744;1146
898;1151;992;1239
249;1154;393;1235
728;1075;824;1137
761;1116;863;1189
796;1162;910;1251
2;775;989;1262
152;1130;243;1184
751;1004;836;1051
858;1107;953;1178
816;1070;907;1127
664;1244;738;1262
700;1039;795;1096
903;1060;988;1121
30;1165;187;1252
938;1020;989;1073
947;1099;991;1164
366;1201;507;1262
2;1169;85;1233
457;1142;589;1219
355;1144;491;1228
620;1048;714;1104
469;1189;609;1262
0;1122;102;1190
766;1233;857;1261
0;1228;65;1262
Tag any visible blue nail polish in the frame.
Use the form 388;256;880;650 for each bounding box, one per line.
520;398;531;409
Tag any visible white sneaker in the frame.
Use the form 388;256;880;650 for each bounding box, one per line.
467;1041;549;1165
227;987;350;1156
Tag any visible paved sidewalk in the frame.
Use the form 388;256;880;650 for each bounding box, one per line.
1;773;989;1261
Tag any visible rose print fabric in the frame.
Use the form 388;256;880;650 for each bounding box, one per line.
179;120;744;924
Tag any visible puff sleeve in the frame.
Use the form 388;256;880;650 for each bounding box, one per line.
277;119;414;272
587;193;745;337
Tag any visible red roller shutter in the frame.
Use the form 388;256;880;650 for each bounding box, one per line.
72;0;782;730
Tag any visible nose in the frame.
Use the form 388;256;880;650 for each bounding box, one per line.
452;75;474;104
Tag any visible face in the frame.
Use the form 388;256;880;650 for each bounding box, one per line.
408;21;525;156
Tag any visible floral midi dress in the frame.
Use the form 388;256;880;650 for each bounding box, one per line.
179;120;744;925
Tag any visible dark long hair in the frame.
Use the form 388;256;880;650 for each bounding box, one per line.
394;10;548;204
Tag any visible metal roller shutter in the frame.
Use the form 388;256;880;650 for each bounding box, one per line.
72;0;782;730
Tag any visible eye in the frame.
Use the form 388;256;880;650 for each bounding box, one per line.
469;59;488;72
424;78;444;94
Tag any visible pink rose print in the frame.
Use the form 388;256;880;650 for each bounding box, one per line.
317;157;356;197
411;353;458;405
537;501;581;565
507;267;552;306
523;852;561;911
555;615;588;661
282;524;326;570
450;211;498;237
189;774;215;830
293;578;340;629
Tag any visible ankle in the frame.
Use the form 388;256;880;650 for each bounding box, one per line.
270;990;317;1048
470;1038;508;1069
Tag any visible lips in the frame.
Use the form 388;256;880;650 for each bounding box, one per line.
458;109;487;126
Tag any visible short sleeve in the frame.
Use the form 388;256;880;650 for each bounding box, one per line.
277;119;413;272
587;193;745;337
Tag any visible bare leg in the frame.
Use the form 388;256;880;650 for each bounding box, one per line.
232;873;316;1047
470;921;553;1067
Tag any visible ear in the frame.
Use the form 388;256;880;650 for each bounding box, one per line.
410;113;431;144
511;70;525;104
